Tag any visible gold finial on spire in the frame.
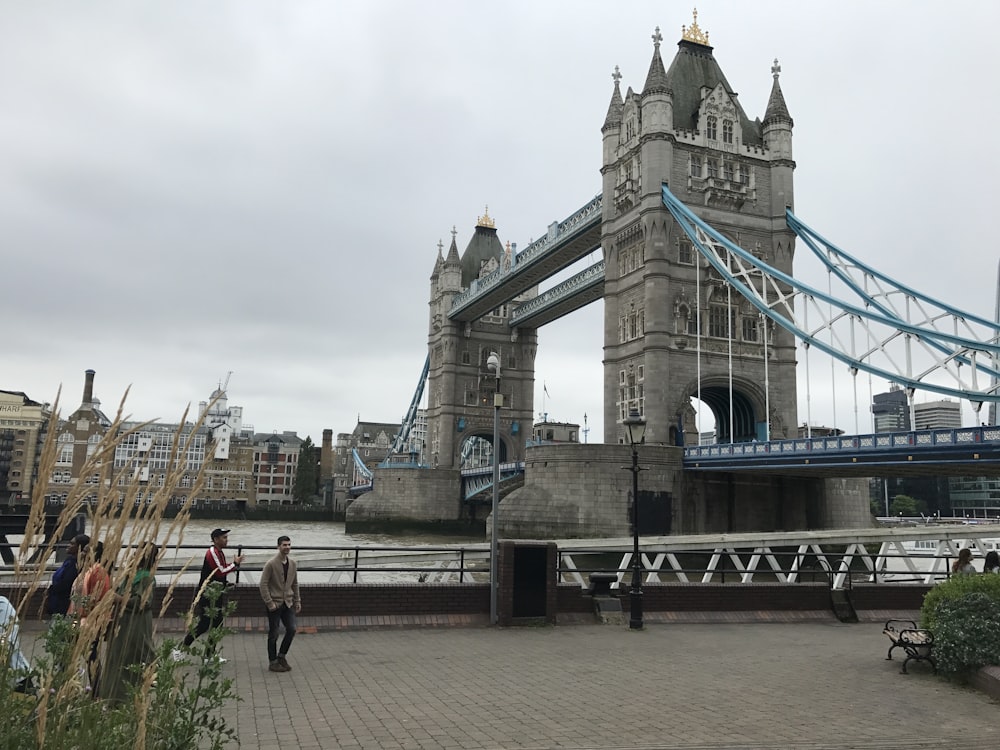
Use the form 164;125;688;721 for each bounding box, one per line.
477;205;495;229
681;7;710;46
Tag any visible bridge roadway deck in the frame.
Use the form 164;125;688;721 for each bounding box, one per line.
23;614;1000;749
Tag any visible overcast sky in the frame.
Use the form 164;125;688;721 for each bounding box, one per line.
4;1;999;444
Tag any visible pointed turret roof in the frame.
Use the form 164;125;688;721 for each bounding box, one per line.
602;66;624;130
662;11;763;146
459;207;503;287
763;59;793;126
642;27;670;96
430;239;444;280
444;228;461;266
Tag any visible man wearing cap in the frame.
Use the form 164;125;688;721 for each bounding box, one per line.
180;528;244;656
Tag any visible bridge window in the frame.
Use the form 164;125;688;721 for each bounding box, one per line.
706;115;717;140
739;164;750;185
617;367;645;422
742;316;759;342
690;155;702;178
709;305;733;338
462;351;471;365
722;120;734;144
723;162;734;182
707;159;719;179
678;239;693;265
626;118;636;141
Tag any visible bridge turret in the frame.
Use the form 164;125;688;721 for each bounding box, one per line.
763;58;795;216
640;26;673;143
601;67;624;232
639;26;674;206
439;228;462;294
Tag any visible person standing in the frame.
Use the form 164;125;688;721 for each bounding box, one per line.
1;595;31;691
99;543;158;704
47;533;89;617
984;550;1000;573
68;539;113;690
180;528;244;658
952;547;977;576
259;535;300;673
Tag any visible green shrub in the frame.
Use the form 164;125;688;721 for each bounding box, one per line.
921;573;1000;631
928;592;1000;677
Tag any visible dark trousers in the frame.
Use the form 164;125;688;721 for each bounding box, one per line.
183;596;227;647
267;603;297;662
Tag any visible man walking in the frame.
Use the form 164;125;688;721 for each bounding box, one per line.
259;535;300;673
178;528;244;660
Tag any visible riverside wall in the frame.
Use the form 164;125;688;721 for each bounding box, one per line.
344;443;873;538
3;580;929;624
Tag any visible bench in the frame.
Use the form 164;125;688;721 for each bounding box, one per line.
883;619;936;674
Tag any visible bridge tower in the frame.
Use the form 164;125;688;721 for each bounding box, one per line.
426;212;538;471
601;14;799;446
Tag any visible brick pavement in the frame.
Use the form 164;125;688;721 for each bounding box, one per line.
19;616;1000;749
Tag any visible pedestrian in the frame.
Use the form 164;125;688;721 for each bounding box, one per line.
952;547;977;576
177;528;243;661
259;535;301;673
984;550;1000;573
98;543;158;704
0;595;31;692
68;540;113;690
69;540;112;623
47;533;89;617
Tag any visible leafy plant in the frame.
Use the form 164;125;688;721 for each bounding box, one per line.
928;592;1000;678
921;572;1000;631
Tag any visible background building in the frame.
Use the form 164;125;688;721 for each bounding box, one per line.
252;431;303;504
0;389;51;506
872;385;909;433
913;399;961;430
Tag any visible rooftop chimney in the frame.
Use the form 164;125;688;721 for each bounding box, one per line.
82;369;96;405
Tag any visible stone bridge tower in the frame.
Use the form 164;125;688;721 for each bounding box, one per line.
601;15;798;446
425;211;538;471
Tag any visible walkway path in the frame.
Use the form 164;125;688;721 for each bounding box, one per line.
17;616;999;748
204;620;995;749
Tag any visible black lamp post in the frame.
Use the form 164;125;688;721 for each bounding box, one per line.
624;408;647;630
487;351;502;626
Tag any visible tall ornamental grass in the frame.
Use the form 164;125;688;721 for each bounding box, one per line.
0;389;239;750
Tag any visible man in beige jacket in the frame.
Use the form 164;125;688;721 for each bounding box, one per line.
259;535;301;673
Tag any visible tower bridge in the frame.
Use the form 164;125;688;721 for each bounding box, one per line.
346;13;1000;538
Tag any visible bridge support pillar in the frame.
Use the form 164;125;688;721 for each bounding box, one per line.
345;467;474;534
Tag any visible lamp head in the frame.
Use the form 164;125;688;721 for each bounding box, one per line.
487;352;500;376
623;408;646;446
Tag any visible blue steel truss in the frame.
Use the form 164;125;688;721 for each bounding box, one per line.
379;354;430;467
661;185;1000;406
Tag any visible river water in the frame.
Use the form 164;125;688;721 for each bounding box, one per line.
161;519;484;552
1;519;487;584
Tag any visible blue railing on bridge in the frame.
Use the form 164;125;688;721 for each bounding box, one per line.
448;194;602;313
684;425;1000;462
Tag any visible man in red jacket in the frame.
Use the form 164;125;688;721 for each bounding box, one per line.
178;528;244;660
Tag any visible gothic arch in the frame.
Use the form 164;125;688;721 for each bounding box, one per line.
673;375;768;444
457;431;508;470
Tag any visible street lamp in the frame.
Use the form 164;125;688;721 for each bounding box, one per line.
624;408;647;630
487;351;502;625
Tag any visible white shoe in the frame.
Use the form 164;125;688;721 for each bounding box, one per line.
170;649;184;663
